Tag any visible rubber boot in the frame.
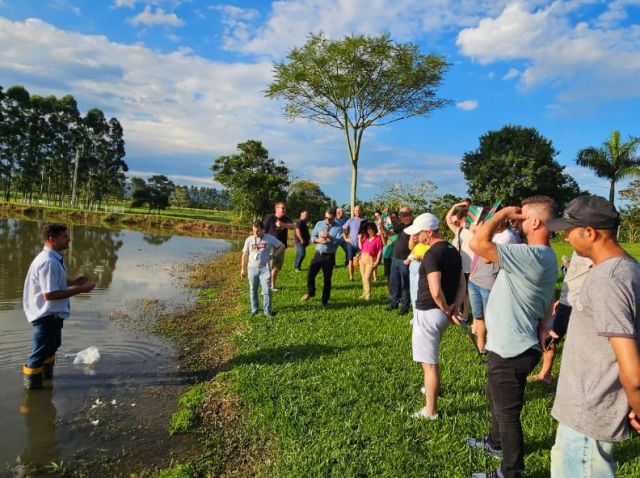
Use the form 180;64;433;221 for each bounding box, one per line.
43;355;55;380
23;365;43;390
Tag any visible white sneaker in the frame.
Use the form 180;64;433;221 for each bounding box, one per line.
420;386;425;395
412;407;438;420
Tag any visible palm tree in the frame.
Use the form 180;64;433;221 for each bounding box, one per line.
576;130;640;205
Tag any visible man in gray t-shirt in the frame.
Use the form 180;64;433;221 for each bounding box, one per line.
546;195;640;477
468;196;558;478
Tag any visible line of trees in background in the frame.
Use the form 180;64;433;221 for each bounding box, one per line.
0;84;128;207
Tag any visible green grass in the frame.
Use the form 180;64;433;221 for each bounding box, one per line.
217;244;640;477
168;383;208;436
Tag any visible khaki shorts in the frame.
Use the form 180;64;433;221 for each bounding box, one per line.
270;252;285;271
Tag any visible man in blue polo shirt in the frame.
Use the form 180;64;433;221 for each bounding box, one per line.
301;208;344;307
23;224;96;389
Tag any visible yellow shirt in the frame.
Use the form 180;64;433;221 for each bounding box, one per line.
411;243;430;259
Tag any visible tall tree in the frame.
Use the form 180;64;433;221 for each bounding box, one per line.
576;130;640;205
370;180;440;214
461;125;581;209
266;33;450;214
211;140;289;220
130;175;175;213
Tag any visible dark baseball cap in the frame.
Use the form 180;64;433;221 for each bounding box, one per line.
546;195;620;232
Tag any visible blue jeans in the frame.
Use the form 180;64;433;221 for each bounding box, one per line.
248;266;271;315
409;260;420;310
468;280;491;319
294;243;307;270
27;316;63;368
551;423;616;478
390;257;410;309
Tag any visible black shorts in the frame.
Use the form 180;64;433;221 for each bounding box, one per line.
552;303;572;340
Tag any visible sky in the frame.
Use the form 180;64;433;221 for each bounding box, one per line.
1;0;639;205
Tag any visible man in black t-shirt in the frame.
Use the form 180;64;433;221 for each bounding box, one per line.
263;202;295;291
293;210;310;272
384;206;414;314
403;213;466;420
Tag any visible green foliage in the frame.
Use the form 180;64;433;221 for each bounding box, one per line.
131;175;175;213
368;180;441;214
211;140;289;220
168;383;208;436
287;180;335;221
576;130;640;205
172;186;190;210
266;33;450;212
461;125;580;209
0;84;128;206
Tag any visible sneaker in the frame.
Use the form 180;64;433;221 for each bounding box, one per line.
250;312;257;317
412;407;438;420
385;304;398;311
264;312;276;317
466;435;503;457
399;307;409;316
420;386;425;395
294;268;301;273
301;293;312;302
471;469;504;478
271;287;280;292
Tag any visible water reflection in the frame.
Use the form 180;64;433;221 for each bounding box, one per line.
0;218;230;474
0;220;123;306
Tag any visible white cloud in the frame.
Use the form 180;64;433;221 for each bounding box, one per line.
502;67;520;80
456;99;478;111
129;5;184;27
456;1;640;99
219;0;512;56
113;0;137;7
128;170;222;187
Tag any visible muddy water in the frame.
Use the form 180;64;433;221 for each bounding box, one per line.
0;218;230;476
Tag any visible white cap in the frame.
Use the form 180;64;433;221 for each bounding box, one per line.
404;213;440;235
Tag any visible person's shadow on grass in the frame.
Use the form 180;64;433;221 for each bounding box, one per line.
231;343;351;366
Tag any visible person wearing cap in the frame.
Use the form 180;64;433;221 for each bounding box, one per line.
467;196;558;478
385;206;413;315
408;213;466;420
545;195;640;478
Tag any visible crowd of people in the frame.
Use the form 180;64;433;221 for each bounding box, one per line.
21;194;640;478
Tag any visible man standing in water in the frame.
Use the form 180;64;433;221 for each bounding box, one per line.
23;224;96;389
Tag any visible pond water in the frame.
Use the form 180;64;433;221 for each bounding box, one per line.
0;218;230;475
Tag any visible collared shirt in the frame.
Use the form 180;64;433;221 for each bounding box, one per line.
311;221;344;254
23;247;70;323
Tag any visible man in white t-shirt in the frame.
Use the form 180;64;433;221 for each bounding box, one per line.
241;220;285;317
23;224;96;389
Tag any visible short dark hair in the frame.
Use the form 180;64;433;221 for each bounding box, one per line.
375;210;382;215
326;208;336;217
454;207;468;220
366;221;378;234
43;223;67;242
522;196;557;221
253;220;264;229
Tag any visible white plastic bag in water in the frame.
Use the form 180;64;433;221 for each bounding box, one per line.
72;346;101;365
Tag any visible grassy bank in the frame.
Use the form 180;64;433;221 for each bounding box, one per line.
158;243;640;477
0;202;250;238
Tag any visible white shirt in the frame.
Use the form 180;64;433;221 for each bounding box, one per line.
23;247;70;323
242;234;283;268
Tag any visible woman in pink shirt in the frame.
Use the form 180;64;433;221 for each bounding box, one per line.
358;222;384;301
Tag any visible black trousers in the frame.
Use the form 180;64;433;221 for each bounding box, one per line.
307;252;335;305
486;347;541;478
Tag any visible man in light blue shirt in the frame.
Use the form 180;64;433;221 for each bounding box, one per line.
23;224;96;389
301;208;344;306
467;197;558;478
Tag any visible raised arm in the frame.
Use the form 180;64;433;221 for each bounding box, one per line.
470;206;524;264
445;202;466;234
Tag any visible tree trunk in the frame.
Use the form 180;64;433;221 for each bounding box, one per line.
609;180;616;205
350;161;358;216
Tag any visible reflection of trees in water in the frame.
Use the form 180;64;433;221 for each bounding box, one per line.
142;234;172;246
0;219;123;300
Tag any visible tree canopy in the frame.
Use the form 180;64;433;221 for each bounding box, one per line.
130;175;175;213
0;83;128;206
266;33;450;214
287;180;335;220
460;125;580;209
211;140;290;220
576;130;640;205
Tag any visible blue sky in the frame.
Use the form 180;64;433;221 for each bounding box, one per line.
1;0;639;205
